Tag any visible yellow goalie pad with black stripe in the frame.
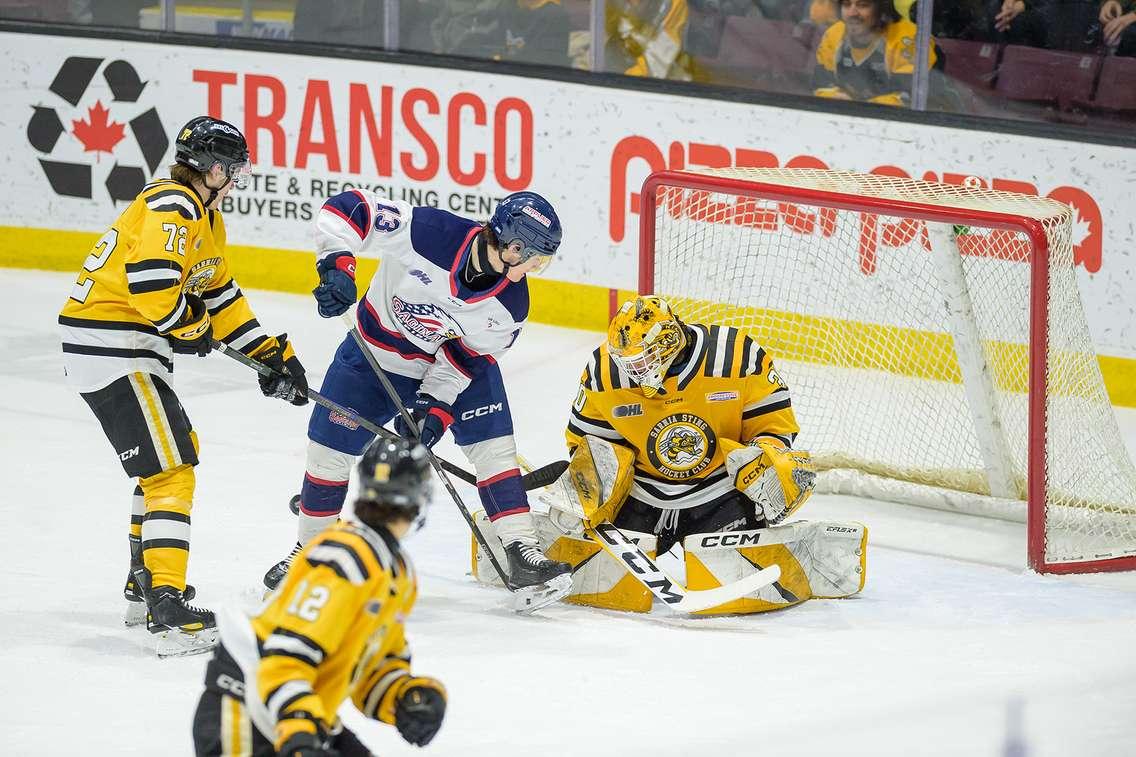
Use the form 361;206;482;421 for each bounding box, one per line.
470;510;657;613
682;521;868;615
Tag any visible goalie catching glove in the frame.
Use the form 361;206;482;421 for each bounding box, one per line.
721;437;816;525
251;333;308;406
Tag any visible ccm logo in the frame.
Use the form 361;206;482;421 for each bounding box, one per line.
699;532;762;548
461;402;503;420
119;446;140;462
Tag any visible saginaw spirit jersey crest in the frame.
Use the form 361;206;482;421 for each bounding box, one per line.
391;296;463;343
646;413;718;479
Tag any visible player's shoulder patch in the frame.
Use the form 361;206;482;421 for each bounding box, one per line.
142;181;204;222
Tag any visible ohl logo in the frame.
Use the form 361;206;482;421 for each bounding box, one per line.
27;57;168;202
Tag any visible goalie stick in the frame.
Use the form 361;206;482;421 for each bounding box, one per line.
209;340;565;491
515;456;782;614
587;522;781;614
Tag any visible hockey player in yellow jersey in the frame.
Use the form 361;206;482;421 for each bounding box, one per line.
494;295;866;615
192;437;446;756
564;295;816;555
58;116;309;656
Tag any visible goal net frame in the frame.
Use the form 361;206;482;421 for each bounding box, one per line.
637;168;1136;575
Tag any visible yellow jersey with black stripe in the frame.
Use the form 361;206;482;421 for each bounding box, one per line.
812;18;936;106
566;325;800;510
58;179;271;392
248;521;418;748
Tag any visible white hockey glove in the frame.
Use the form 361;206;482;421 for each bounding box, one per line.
722;438;816;526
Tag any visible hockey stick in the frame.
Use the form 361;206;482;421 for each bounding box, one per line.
586;522;781;614
209;340;565;491
333;312;517;593
514;456;782;613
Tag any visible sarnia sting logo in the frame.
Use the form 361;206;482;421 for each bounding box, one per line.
27;57;168;202
645;413;718;479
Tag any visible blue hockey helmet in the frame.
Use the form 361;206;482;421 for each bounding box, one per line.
489;191;562;273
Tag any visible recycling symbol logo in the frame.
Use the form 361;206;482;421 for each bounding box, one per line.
27;57;169;202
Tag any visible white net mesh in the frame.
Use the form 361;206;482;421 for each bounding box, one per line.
646;167;1136;570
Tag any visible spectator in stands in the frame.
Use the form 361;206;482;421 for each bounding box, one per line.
1099;0;1136;55
606;0;694;79
813;0;937;106
293;0;385;46
983;0;1051;47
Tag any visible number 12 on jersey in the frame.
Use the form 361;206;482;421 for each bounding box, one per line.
286;579;331;622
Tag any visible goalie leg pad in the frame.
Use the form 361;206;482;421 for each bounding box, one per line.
682;520;868;615
472;510;657;613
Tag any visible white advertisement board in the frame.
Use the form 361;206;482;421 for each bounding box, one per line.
2;31;1133;359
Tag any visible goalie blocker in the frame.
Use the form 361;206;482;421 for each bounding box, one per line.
471;436;867;614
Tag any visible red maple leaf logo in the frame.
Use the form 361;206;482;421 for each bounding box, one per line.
72;101;126;159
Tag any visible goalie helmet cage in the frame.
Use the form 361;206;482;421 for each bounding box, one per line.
638;168;1136;574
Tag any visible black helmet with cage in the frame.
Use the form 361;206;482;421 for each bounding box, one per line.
173;116;252;190
354;437;433;530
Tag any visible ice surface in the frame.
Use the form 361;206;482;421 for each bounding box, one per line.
3;270;1134;756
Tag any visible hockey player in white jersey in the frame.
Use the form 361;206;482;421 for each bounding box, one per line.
264;190;572;600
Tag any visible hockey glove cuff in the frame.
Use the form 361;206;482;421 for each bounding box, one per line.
394;394;453;449
165;294;213;356
253;333;309;406
392;676;447;747
312;252;357;318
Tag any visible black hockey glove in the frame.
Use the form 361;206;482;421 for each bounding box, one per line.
166;293;213;356
276;732;340;757
394;677;447;747
254;334;309;406
312;252;357;318
393;394;453;449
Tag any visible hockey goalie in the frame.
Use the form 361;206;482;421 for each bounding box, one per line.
474;295;867;614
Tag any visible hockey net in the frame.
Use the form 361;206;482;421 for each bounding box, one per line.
639;168;1136;573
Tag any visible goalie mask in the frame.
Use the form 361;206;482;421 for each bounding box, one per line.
607;296;687;397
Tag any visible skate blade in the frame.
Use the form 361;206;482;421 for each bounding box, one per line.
124;601;147;627
154;627;219;658
512;573;572;615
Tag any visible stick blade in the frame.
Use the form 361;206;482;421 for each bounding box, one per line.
671;564;782;614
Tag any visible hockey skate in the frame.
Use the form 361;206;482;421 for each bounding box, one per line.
124;562;195;627
263;542;302;592
504;541;572;615
146;585;218;658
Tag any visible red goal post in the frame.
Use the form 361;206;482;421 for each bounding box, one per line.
637;168;1136;574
